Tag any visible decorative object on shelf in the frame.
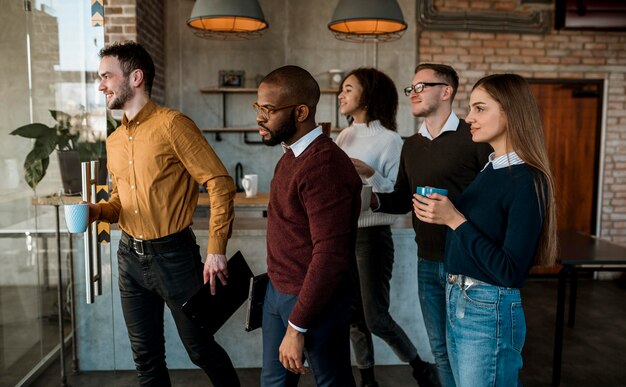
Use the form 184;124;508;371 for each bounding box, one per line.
328;69;345;88
187;0;269;40
220;70;245;87
328;0;407;43
10;107;116;191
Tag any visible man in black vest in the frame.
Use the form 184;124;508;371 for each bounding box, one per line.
373;63;492;387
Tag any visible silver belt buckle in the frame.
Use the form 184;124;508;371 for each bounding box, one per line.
132;238;145;255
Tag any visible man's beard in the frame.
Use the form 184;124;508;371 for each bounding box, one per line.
262;111;297;146
413;103;437;118
108;79;133;110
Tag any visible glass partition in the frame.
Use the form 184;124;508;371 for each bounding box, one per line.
0;1;110;385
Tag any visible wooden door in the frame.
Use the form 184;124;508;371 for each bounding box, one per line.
529;80;602;234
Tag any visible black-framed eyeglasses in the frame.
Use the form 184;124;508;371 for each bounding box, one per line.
403;82;449;96
252;102;302;120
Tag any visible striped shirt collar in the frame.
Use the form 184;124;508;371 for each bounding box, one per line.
482;151;525;171
281;126;323;157
418;112;460;140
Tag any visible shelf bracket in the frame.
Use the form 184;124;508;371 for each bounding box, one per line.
243;132;264;145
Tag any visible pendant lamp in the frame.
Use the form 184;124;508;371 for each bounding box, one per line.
328;0;407;42
187;0;269;40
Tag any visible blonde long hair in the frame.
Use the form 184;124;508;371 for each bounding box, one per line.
473;74;557;266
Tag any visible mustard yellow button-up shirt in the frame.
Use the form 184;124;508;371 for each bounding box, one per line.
98;100;235;254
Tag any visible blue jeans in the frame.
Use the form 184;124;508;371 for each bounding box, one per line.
117;230;239;387
261;280;356;387
418;258;455;387
446;281;525;387
350;226;418;368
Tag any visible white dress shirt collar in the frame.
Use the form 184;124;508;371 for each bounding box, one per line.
482;151;525;171
281;126;323;157
418;112;460;140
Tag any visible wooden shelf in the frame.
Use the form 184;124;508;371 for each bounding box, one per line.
201;127;257;133
201;127;342;133
199;87;340;134
200;87;339;94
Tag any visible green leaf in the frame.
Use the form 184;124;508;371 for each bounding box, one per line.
33;135;57;158
10;123;53;139
50;110;71;123
24;151;49;190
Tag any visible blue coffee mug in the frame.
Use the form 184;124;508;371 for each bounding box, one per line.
416;186;448;198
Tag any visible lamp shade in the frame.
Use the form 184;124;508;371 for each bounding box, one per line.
328;0;407;42
187;0;269;40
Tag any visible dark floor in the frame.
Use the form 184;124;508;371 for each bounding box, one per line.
31;277;626;387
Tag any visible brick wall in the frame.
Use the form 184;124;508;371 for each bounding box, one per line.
421;1;626;242
137;0;165;103
103;0;165;104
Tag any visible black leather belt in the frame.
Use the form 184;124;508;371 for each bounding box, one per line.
120;228;194;256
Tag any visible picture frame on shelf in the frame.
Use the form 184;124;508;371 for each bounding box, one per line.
219;70;245;87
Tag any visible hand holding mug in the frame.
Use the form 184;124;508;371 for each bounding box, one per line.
64;203;90;233
414;186;466;230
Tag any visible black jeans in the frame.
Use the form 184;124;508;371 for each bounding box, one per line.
118;230;240;387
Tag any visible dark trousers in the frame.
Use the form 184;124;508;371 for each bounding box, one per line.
261;280;356;387
350;226;418;368
117;230;240;387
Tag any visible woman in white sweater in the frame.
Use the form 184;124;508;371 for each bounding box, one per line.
337;68;437;387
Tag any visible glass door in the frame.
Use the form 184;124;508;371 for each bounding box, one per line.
0;1;114;385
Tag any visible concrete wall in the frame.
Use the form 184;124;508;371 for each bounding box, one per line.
163;0;417;193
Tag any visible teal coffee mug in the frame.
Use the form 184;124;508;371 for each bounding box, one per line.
416;186;448;198
64;203;89;233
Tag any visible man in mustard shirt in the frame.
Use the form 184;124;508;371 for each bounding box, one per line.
88;41;239;386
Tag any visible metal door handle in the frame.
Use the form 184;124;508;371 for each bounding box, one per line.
82;161;102;304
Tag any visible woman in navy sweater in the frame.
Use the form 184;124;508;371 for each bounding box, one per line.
412;73;557;387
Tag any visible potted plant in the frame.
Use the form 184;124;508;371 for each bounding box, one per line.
10;107;117;193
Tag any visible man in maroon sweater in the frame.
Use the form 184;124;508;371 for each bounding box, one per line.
255;65;361;387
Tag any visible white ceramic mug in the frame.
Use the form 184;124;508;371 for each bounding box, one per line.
241;174;259;198
64;203;89;233
360;185;373;212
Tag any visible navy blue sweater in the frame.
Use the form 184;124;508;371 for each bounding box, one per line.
445;164;546;288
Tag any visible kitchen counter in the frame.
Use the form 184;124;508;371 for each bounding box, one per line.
34;192;270;207
32;192;413;233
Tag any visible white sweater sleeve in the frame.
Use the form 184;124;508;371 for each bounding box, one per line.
365;134;403;193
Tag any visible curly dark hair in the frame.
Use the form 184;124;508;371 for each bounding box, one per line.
99;41;155;96
341;68;398;132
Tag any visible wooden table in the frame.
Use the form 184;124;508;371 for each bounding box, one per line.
552;230;626;385
35;192;271;207
203;192;270;207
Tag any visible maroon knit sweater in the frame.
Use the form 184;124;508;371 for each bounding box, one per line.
267;135;362;328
